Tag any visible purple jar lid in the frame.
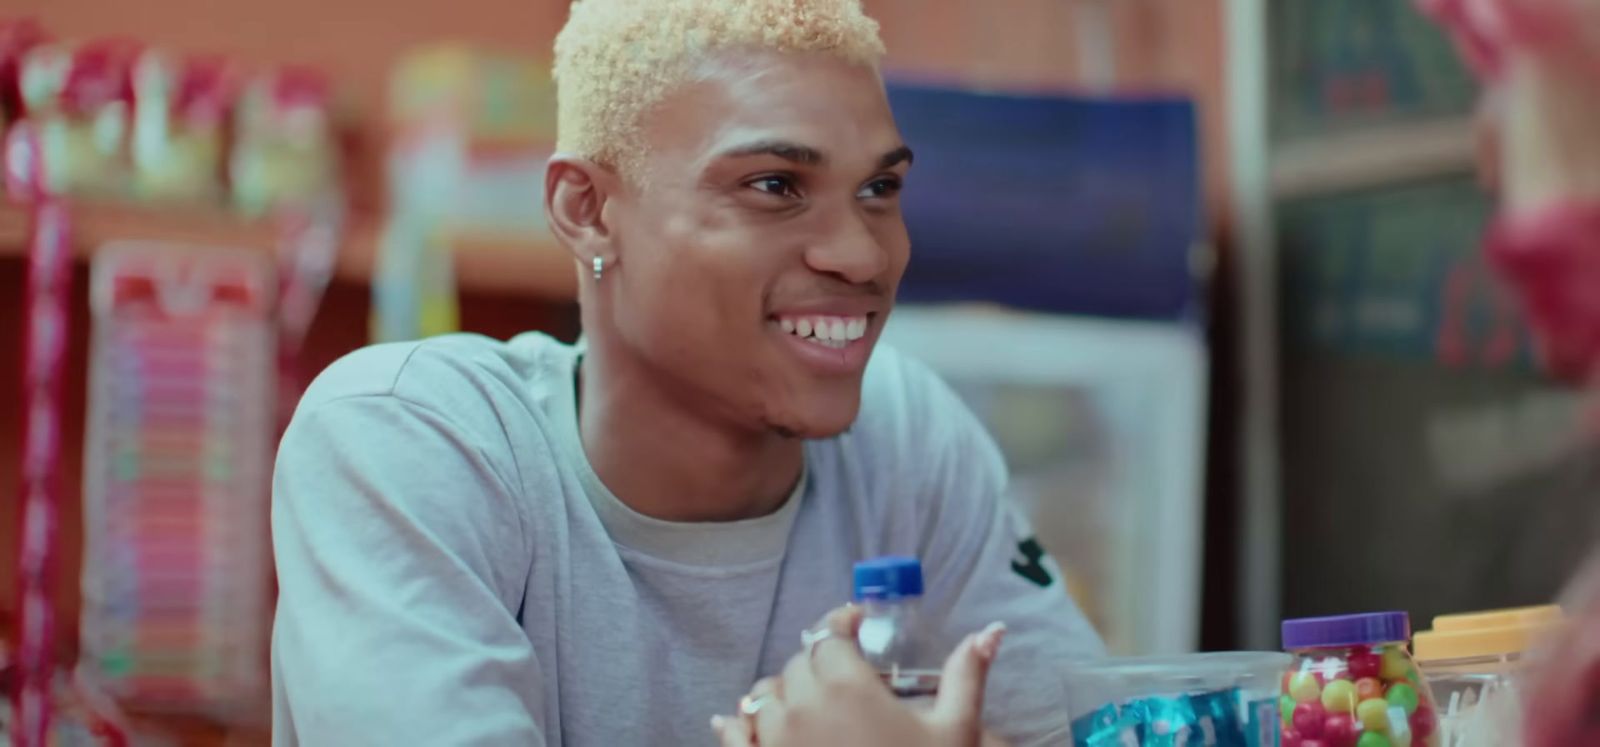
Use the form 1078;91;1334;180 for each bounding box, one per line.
1282;611;1412;649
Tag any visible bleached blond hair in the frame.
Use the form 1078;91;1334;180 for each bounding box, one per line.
553;0;886;172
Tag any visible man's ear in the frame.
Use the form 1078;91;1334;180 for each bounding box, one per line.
545;154;620;267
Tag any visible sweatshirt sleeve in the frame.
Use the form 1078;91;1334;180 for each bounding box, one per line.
270;393;544;747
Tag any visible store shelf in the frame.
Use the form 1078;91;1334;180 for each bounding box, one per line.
0;200;577;300
1270;117;1477;199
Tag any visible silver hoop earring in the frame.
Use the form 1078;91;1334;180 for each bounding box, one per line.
592;256;604;281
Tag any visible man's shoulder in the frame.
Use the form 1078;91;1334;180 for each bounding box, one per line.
850;343;995;470
300;332;571;414
856;343;966;436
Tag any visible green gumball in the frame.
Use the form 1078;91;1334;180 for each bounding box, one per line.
1386;683;1420;715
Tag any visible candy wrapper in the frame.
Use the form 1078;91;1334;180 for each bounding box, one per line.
19;38;141;197
1066;653;1291;747
0;19;47;125
231;66;339;215
131;50;234;202
1071;688;1266;747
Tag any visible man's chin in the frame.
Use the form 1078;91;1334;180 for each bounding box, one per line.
766;397;862;440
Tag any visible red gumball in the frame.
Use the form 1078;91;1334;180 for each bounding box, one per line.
1301;741;1327;747
1323;713;1358;747
1348;652;1382;680
1282;730;1305;747
1411;706;1438;738
1293;702;1327;737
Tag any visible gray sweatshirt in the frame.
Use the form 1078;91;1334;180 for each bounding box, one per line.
270;333;1104;746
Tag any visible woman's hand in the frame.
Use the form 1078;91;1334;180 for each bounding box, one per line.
1524;550;1600;747
711;605;1007;747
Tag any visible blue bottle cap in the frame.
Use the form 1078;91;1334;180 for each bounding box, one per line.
853;556;924;601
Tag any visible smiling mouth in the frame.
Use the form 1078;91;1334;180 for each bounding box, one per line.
770;313;873;349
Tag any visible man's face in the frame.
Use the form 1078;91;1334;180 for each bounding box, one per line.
599;51;911;438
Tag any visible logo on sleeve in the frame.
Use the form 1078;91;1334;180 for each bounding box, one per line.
1011;536;1054;588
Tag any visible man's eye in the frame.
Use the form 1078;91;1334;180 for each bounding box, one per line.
857;177;902;200
747;175;800;198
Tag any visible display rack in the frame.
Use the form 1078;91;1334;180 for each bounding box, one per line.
0;201;577;300
1227;0;1481;647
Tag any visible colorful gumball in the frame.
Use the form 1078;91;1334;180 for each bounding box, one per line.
1385;683;1419;715
1379;647;1410;681
1282;694;1297;725
1291;671;1323;703
1410;706;1437;738
1323;713;1358;747
1354;677;1384;702
1302;741;1327;747
1282;729;1304;747
1356;698;1391;732
1347;652;1381;680
1321;679;1358;712
1356;732;1390;747
1294;701;1327;737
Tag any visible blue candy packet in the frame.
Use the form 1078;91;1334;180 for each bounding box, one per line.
1241;697;1280;747
1071;687;1271;747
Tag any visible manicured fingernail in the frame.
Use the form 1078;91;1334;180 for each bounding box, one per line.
710;715;726;733
975;622;1007;660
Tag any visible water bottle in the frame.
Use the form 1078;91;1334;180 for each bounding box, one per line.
853;556;941;700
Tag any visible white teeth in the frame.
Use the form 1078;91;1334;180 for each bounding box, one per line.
775;315;869;345
815;318;833;341
847;319;866;340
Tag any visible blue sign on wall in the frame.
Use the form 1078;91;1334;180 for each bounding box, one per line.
886;83;1202;322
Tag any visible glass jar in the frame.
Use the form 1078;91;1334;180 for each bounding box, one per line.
1280;612;1439;747
1064;651;1292;746
1412;605;1565;747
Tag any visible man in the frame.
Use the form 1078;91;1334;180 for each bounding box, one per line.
270;1;1104;745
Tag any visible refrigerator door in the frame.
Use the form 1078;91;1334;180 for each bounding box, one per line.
882;306;1208;654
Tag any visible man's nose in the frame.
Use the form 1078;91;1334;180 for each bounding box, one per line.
802;210;891;285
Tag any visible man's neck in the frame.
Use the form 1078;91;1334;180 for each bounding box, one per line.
575;344;803;523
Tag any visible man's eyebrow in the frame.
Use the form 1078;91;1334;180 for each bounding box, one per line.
715;140;826;165
878;146;914;170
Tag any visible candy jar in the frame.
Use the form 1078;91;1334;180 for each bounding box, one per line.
1412;605;1565;747
1280;612;1439;747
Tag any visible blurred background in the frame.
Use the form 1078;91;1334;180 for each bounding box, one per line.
0;0;1595;743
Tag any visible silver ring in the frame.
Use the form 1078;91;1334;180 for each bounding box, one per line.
801;626;838;657
739;693;774;716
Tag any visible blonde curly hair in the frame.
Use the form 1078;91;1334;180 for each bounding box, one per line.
553;0;886;172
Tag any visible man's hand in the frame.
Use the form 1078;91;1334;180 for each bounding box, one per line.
711;605;1008;747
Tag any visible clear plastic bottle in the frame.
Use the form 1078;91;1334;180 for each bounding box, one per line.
853;556;942;701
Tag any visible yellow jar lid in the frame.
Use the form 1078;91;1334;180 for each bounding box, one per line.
1413;605;1566;662
1431;605;1565;632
